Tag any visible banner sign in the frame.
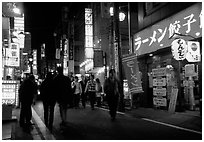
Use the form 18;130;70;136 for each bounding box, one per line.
122;54;143;94
134;3;202;56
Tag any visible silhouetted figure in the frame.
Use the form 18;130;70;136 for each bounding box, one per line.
72;76;82;108
53;67;72;125
104;69;120;121
85;74;96;110
19;74;37;129
96;78;102;107
40;72;56;131
80;75;87;108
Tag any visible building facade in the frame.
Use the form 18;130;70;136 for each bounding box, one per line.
134;2;202;113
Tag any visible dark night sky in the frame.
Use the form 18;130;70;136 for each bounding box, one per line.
23;2;88;59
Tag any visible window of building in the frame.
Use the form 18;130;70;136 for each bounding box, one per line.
145;2;167;16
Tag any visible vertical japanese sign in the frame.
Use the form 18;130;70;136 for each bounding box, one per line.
41;43;45;59
32;50;37;75
85;8;94;59
14;16;24;49
171;38;187;60
6;43;20;67
122;54;143;94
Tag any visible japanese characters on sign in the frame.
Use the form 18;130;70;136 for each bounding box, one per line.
171;38;187;60
152;68;166;77
5;43;20;67
152;67;167;107
85;8;94;60
134;3;202;56
122;54;143;94
2;80;20;106
33;50;37;75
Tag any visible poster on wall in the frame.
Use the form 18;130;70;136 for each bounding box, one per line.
186;41;201;62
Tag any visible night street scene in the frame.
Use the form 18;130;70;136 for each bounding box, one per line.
1;1;202;140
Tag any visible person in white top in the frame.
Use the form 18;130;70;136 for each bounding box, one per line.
72;76;82;108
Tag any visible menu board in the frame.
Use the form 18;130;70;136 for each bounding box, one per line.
2;80;20;106
152;68;167;108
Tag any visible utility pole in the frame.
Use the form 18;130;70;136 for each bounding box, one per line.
113;2;125;112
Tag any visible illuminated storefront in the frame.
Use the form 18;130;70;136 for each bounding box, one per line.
134;3;202;112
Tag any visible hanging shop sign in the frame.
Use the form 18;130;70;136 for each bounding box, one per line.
32;50;37;75
14;16;24;49
133;3;202;56
5;43;20;67
186;41;201;62
41;43;45;58
171;38;187;60
122;54;143;94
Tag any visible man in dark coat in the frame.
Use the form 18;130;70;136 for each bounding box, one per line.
53;67;72;125
104;69;120;121
40;72;56;130
19;74;37;128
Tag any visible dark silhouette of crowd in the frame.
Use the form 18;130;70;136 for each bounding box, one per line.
19;67;120;133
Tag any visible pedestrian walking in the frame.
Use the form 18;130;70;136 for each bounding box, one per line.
72;76;82;108
95;78;102;107
104;69;120;121
85;74;96;110
80;75;87;108
40;72;56;131
19;74;38;129
53;67;72;126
